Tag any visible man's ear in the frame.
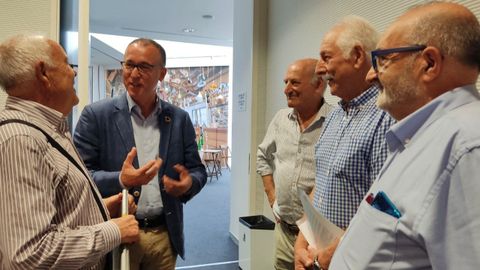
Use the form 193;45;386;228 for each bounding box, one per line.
351;45;367;69
158;67;167;82
35;61;51;88
420;46;442;82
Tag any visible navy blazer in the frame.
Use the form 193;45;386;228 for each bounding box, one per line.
73;93;207;258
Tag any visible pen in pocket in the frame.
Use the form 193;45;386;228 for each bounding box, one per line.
367;191;402;218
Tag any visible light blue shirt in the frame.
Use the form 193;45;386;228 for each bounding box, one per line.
126;93;163;219
313;85;394;228
331;85;480;269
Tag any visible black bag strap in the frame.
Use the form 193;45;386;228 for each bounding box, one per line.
0;119;109;221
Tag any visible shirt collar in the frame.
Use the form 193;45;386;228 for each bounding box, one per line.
386;84;479;152
126;92;162;117
5;96;69;133
338;84;380;112
287;99;329;127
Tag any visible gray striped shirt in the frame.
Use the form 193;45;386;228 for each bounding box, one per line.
257;103;333;224
0;96;121;269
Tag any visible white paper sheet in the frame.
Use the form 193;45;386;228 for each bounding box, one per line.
298;190;343;249
296;216;317;249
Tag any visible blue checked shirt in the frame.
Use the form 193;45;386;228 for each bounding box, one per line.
313;85;395;228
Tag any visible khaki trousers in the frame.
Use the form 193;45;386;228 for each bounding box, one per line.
129;226;177;270
274;222;298;270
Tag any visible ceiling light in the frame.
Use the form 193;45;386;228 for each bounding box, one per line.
182;28;195;33
202;14;214;19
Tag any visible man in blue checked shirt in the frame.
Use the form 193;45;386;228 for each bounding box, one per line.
294;16;395;270
330;2;480;269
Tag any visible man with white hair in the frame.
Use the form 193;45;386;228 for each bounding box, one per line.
294;16;395;269
0;34;139;269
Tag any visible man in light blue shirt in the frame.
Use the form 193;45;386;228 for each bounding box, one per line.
330;2;480;269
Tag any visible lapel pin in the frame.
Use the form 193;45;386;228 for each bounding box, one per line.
165;116;171;123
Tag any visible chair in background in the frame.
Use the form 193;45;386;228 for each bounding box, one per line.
202;148;222;182
220;144;231;171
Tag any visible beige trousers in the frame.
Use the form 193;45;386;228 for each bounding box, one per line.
129;226;177;270
274;222;298;270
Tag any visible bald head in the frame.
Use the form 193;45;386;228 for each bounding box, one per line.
372;2;480;120
395;2;480;69
290;58;324;89
283;58;326;116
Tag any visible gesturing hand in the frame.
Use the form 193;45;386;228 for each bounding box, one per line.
162;164;193;197
120;147;163;188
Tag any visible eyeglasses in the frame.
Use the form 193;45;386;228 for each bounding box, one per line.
69;64;78;77
120;61;163;74
371;45;426;72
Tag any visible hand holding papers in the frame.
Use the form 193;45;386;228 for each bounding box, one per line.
297;190;343;250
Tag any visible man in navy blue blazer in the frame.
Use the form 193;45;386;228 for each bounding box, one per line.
73;38;207;270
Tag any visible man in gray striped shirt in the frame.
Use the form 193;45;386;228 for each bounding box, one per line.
0;35;139;269
257;58;333;270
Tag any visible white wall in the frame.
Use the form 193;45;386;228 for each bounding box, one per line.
230;0;256;240
0;0;60;110
263;0;480;123
230;0;274;240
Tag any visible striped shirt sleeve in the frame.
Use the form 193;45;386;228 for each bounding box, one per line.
0;128;120;269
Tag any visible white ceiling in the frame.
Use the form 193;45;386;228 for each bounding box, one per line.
88;0;234;67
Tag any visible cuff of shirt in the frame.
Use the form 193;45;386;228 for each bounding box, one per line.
98;221;122;253
256;168;273;177
118;172;127;189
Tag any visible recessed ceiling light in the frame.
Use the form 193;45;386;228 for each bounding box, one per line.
182;28;196;33
202;14;214;19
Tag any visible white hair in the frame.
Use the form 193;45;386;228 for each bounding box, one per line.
334;15;379;62
0;34;53;89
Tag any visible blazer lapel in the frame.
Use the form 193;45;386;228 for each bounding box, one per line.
113;94;138;167
158;100;172;176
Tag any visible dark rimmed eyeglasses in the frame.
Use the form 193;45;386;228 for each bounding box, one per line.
371;45;426;72
120;61;163;74
69;64;78;77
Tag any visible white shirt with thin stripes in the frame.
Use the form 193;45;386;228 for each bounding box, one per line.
0;96;121;269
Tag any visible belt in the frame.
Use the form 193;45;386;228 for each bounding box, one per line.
136;214;166;228
280;220;299;235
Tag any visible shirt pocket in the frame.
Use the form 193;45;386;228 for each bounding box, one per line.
339;201;400;269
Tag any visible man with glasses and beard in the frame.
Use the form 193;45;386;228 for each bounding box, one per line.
328;2;480;269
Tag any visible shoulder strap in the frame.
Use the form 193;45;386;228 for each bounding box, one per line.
0;119;109;221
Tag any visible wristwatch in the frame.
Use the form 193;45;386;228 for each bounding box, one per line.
313;257;322;270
